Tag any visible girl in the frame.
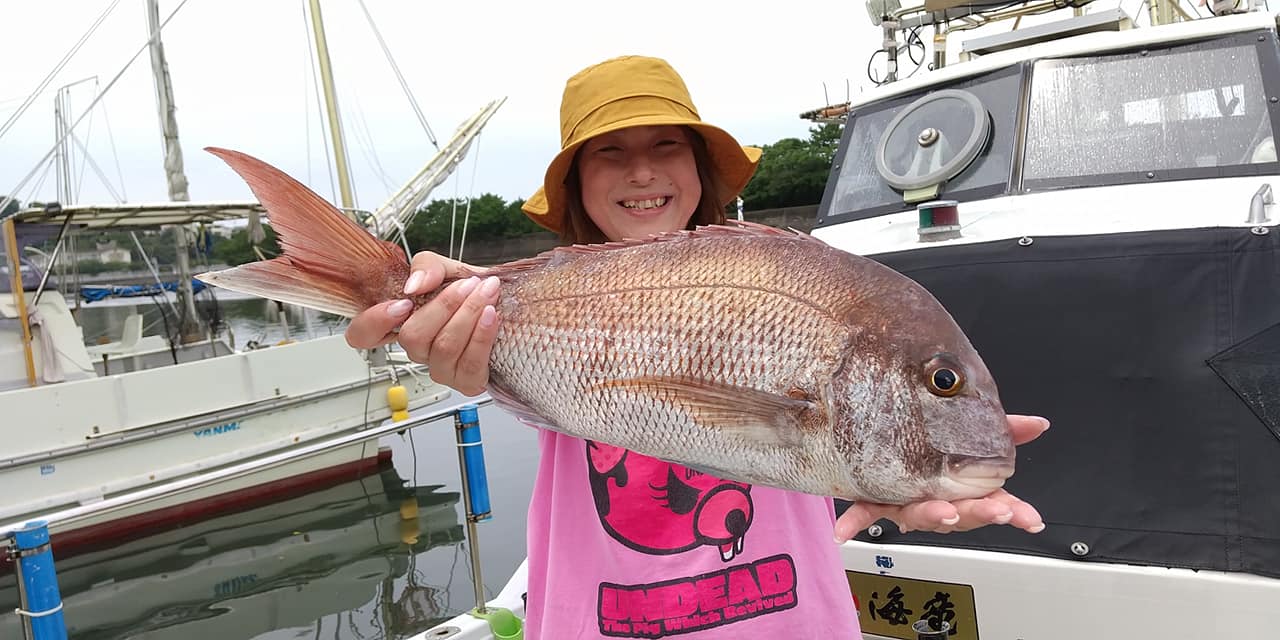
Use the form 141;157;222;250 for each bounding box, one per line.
346;55;1047;639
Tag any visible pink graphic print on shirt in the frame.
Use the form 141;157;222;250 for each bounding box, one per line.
586;440;753;561
586;441;799;637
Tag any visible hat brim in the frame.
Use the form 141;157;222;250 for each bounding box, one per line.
522;115;761;232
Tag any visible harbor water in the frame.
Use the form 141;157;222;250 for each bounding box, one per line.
0;297;539;640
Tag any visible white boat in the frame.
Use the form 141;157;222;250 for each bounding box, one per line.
418;4;1280;639
0;238;449;538
0;0;502;550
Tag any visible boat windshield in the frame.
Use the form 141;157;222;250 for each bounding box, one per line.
1024;32;1277;190
823;66;1023;222
817;29;1280;225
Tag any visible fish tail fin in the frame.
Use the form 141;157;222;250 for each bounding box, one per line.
196;147;409;318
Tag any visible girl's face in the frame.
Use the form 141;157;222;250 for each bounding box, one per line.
577;125;703;242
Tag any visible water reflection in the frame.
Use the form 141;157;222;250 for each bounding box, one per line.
0;463;467;640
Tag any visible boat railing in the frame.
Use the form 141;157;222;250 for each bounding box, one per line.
0;396;491;540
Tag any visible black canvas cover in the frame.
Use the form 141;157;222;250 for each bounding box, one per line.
842;225;1280;579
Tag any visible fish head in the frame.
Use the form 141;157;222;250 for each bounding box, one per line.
833;282;1015;504
910;345;1016;501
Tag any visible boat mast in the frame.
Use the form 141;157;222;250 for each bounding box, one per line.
307;0;358;216
146;0;201;341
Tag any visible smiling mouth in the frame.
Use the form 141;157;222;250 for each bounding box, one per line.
619;196;670;211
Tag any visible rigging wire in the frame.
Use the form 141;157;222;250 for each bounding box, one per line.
302;0;313;187
455;134;483;263
448;164;461;259
99;83;128;202
72;90;97;202
349;92;398;195
66;130;125;202
356;0;438;150
25;156;56;204
0;0;192;221
0;0;122;145
301;0;339;205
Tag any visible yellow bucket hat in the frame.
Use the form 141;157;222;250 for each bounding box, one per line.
521;55;762;233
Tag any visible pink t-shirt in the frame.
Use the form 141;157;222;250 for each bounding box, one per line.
522;428;863;639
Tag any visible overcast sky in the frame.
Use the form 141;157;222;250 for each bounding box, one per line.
1;0;1113;213
0;0;896;212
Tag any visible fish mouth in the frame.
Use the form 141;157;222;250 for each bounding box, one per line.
943;453;1016;493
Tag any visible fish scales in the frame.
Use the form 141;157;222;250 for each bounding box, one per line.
487;234;862;493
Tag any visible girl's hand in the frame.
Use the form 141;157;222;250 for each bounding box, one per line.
833;415;1050;542
345;251;500;396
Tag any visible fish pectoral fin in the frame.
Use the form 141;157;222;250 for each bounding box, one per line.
592;377;818;447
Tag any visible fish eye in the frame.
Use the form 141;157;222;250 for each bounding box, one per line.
924;358;964;397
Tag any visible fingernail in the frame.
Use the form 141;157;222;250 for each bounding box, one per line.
403;271;425;295
993;511;1014;525
941;514;960;526
832;524;851;544
1036;417;1051;431
480;276;501;297
1028;523;1046;533
387;299;413;317
479;305;497;329
456;276;479;296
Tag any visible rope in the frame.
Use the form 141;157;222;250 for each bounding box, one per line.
14;602;63;618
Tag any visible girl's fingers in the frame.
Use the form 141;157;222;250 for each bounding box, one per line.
345;299;413;349
397;277;480;366
451;304;501;396
423;276;501;388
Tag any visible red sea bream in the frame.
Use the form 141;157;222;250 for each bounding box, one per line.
196;147;1017;504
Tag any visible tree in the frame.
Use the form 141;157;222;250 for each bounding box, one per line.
739;123;843;210
403;193;544;255
212;225;280;266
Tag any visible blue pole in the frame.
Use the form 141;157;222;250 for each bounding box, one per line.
451;404;523;637
454;403;490;614
12;520;67;640
455;404;491;521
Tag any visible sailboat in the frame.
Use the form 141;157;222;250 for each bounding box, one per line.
0;0;499;556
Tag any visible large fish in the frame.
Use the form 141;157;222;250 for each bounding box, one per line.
197;147;1016;504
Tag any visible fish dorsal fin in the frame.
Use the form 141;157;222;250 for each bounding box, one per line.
196;147;409;317
488;220;829;276
591;376;819;448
